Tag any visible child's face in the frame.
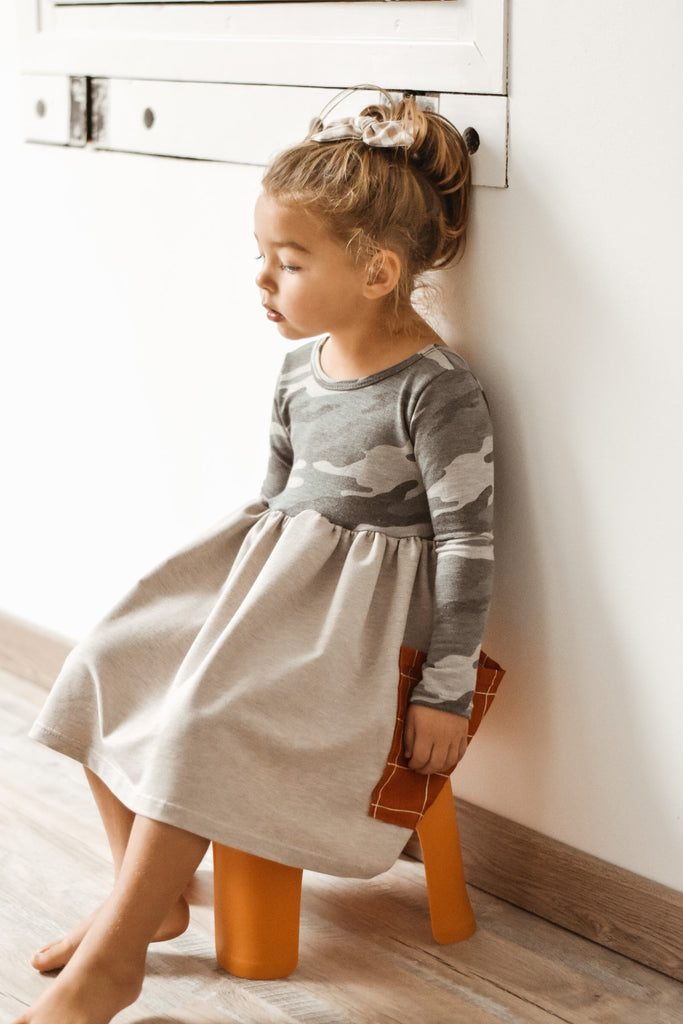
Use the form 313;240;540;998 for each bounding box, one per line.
254;194;370;342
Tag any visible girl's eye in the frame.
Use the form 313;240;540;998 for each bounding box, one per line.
281;264;300;274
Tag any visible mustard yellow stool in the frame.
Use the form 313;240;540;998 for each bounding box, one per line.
212;781;475;980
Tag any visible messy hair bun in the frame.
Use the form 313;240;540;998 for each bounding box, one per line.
261;89;471;309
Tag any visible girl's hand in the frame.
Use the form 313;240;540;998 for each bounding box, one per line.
403;704;469;776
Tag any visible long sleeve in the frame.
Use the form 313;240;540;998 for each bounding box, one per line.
408;364;494;716
260;374;294;501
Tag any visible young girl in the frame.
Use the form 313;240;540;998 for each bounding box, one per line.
17;88;494;1024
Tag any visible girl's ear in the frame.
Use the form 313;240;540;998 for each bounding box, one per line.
364;249;402;299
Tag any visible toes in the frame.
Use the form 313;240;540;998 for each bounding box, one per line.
30;911;97;973
31;939;70;972
30;944;54;969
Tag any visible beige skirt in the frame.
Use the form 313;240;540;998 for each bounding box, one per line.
30;501;439;878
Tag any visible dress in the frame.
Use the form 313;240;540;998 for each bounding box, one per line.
30;337;494;879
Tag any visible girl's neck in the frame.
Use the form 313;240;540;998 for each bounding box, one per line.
320;309;443;381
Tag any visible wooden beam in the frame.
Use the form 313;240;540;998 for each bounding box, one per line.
407;799;683;983
0;611;71;690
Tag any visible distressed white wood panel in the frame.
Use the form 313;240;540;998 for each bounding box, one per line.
440;93;508;188
20;75;72;146
22;1;508;96
55;0;438;4
92;80;507;186
95;82;380;165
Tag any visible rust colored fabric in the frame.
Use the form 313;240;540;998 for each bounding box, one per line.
368;647;505;830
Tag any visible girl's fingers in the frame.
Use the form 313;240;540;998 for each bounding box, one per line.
408;738;464;776
407;749;433;774
403;716;415;761
404;705;469;775
407;738;439;775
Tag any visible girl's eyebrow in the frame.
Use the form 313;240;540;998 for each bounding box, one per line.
278;240;311;253
253;233;311;254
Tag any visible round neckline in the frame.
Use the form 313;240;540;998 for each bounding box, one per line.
311;336;440;391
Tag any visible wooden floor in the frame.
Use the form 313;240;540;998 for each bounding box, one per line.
1;669;681;1024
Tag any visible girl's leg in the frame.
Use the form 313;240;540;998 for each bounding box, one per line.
15;815;209;1024
86;767;135;868
31;769;190;972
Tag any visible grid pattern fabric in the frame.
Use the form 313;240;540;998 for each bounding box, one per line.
368;647;504;830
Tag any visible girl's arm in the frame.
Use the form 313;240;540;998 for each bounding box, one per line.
260;375;294;500
407;361;494;773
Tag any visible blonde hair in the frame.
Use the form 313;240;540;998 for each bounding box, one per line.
261;90;471;312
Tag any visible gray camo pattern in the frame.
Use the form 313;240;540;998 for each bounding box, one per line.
261;338;494;716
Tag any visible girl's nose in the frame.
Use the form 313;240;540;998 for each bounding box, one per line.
255;265;273;291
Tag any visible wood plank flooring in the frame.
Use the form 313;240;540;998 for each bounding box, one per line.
1;668;681;1024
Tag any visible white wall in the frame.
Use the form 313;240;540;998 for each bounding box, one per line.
2;2;681;890
448;1;683;890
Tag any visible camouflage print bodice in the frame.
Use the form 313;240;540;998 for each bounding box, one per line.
261;337;494;715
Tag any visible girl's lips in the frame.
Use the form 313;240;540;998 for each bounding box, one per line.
265;306;284;323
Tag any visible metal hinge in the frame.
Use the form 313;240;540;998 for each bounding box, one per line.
69;77;88;146
89;79;109;146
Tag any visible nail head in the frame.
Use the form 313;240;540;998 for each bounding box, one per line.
463;127;480;154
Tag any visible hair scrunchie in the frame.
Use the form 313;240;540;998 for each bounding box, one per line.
311;115;414;149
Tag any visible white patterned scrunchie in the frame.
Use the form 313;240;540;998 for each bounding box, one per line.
311;115;415;149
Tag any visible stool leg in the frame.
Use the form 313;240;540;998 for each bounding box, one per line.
415;782;476;943
212;842;304;979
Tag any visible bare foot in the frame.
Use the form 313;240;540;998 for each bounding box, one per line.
13;950;144;1024
30;895;190;973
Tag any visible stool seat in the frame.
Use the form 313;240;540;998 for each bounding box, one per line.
212;781;475;979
